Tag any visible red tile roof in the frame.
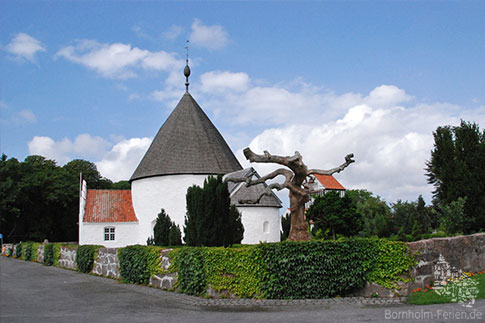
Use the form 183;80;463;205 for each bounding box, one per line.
314;174;346;191
83;190;138;223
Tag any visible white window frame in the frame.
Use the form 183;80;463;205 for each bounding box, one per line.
104;226;115;241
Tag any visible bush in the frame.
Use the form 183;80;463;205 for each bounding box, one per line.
23;242;33;261
15;243;23;259
118;245;163;284
76;245;101;273
43;243;54;265
170;238;415;299
43;243;61;266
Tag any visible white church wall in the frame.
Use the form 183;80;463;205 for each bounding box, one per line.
80;222;139;248
131;174;209;245
238;206;281;244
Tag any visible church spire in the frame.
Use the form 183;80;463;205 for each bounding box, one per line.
184;40;190;93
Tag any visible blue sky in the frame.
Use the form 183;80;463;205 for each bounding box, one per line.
1;1;484;204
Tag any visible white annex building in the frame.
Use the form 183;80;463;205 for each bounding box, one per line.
79;64;282;247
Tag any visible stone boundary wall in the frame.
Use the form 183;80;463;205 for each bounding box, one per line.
58;246;77;269
3;234;484;298
92;248;120;279
407;233;485;291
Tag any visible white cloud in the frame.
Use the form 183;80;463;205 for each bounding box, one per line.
200;71;249;93
365;84;413;107
27;134;151;182
189;19;228;50
18;109;36;123
237;87;485;203
96;137;152;182
28;134;110;165
56;40;184;79
5;33;46;62
163;25;184;40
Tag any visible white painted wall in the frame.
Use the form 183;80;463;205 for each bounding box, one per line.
79;222;139;248
238;206;281;244
131;174;209;245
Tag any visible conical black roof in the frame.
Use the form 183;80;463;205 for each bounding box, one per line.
130;93;242;181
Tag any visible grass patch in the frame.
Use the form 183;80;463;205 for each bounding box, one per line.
408;272;485;305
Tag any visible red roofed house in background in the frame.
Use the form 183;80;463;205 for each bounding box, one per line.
304;174;347;209
79;181;139;247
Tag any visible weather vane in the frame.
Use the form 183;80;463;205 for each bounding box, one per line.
184;40;190;93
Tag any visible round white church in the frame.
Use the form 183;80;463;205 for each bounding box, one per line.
79;66;282;247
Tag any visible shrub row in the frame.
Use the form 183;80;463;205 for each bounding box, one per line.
8;242;102;273
170;238;415;299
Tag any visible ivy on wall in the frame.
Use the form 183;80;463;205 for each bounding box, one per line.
118;245;164;284
76;245;102;273
170;238;415;299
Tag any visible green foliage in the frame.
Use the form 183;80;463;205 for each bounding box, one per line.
184;175;244;247
64;159;112;189
0;154;132;243
280;212;291;241
43;243;61;266
118;245;163;284
361;239;415;289
23;242;33;261
15;243;23;259
153;209;173;246
43;243;54;265
348;190;392;238
170;247;207;296
204;246;263;298
76;245;102;273
152;209;182;246
258;240;367;298
111;180;131;189
170;238;415;299
168;224;182;246
426;120;485;233
31;242;41;261
307;191;363;240
438;197;467;235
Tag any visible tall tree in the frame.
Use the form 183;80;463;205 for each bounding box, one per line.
63;159;112;189
184;175;244;247
152;209;181;246
225;148;354;241
426;120;485;233
306;191;363;240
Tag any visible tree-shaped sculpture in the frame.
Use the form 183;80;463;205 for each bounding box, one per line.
225;148;354;241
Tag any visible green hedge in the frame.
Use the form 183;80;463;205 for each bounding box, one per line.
170;238;415;299
23;242;34;261
76;245;102;273
15;243;23;259
43;243;61;266
118;245;164;284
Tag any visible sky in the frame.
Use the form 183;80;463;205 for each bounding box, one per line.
1;0;485;206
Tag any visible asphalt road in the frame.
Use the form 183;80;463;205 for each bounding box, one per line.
1;256;484;323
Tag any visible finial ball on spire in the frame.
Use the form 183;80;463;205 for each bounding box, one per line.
184;64;191;78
